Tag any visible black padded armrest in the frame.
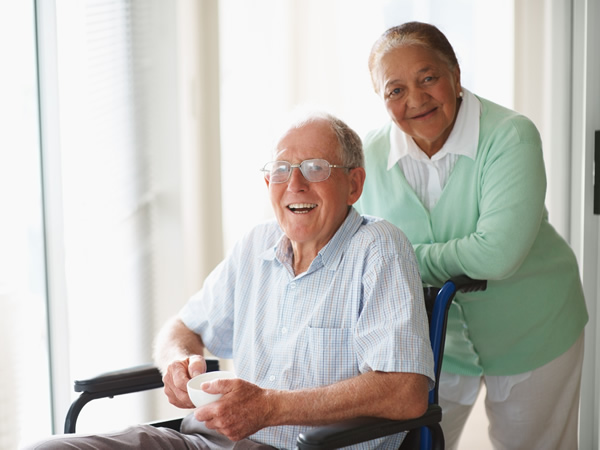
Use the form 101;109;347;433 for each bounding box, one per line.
73;358;220;396
65;358;220;433
296;404;443;450
74;364;163;395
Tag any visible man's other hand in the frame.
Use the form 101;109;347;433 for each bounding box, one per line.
162;355;207;409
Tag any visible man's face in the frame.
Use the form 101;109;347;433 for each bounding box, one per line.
266;120;364;253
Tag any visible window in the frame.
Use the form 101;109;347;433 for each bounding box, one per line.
0;2;52;446
4;1;192;444
38;0;188;434
4;1;219;442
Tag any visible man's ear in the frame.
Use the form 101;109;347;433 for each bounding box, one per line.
347;167;366;205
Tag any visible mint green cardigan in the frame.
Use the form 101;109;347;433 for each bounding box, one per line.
356;96;588;376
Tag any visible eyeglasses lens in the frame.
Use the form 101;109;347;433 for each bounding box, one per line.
268;163;290;183
302;160;330;182
263;159;332;183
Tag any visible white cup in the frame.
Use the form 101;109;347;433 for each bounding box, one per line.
187;370;236;407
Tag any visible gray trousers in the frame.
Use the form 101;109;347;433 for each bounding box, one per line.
23;414;277;450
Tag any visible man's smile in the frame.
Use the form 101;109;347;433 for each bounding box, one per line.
287;203;317;214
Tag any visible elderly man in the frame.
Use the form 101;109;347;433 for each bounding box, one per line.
27;111;434;450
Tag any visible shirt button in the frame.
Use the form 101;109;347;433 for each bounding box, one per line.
289;282;296;289
281;327;288;334
269;375;276;382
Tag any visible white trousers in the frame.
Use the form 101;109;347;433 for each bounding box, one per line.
439;332;585;450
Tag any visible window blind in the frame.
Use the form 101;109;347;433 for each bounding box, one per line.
52;0;159;432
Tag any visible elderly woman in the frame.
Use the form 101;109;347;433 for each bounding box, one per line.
355;22;588;449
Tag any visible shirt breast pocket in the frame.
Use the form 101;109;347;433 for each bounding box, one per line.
307;327;357;386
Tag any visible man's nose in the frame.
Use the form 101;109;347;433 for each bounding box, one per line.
286;166;309;191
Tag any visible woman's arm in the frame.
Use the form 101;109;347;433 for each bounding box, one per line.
416;118;547;285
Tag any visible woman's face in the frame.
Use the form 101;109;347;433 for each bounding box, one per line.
376;45;461;156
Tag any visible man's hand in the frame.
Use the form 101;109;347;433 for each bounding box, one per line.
162;355;207;409
193;378;273;441
193;371;428;442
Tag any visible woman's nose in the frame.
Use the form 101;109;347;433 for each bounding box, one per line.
406;87;428;108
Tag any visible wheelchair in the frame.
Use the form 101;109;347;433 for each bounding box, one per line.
64;276;486;450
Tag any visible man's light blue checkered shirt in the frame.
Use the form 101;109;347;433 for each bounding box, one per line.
180;208;434;449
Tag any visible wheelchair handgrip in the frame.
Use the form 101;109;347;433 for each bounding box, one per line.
450;276;487;293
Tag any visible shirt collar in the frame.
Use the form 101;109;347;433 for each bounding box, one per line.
261;207;363;274
387;88;481;170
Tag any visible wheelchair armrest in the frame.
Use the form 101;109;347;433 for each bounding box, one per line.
73;358;220;396
65;358;220;433
296;404;443;450
73;364;163;395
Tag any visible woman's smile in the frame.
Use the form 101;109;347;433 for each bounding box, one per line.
409;107;438;121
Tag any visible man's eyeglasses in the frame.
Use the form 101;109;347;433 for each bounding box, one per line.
261;159;353;183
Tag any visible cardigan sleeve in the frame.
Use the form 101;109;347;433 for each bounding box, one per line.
414;113;548;285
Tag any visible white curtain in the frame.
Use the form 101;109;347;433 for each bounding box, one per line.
43;0;223;433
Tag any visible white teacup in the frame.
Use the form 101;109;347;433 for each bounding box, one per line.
187;370;236;407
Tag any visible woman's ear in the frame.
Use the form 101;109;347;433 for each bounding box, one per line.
453;66;462;95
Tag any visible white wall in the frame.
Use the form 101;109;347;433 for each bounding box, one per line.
514;0;573;240
571;0;600;446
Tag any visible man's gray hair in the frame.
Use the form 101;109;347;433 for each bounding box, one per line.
277;108;364;169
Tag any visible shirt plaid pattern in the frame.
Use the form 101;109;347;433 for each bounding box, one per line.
180;208;434;449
